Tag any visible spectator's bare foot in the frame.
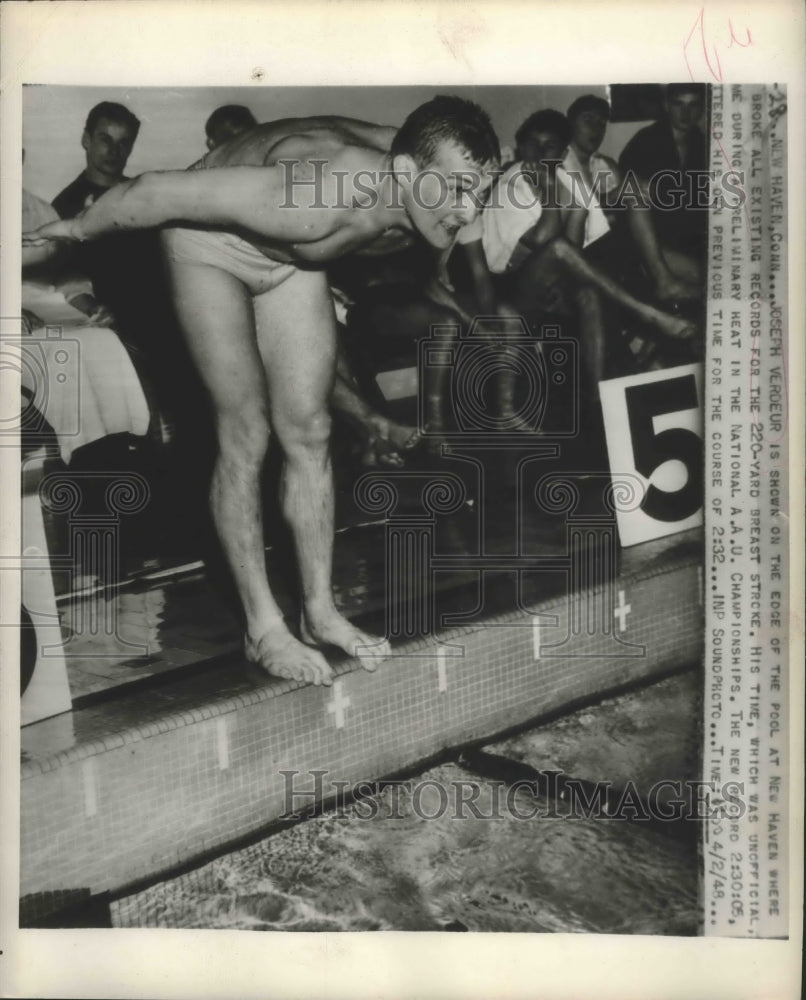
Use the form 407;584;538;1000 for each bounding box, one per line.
301;610;391;671
649;310;698;341
361;416;421;467
421;420;451;456
245;626;333;686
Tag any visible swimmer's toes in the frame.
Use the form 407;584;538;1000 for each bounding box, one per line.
245;630;332;686
301;614;389;671
359;636;391;666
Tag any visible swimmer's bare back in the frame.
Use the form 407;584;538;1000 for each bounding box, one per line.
24;116;415;262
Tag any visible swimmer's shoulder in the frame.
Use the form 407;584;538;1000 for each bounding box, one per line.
190;116;397;175
261;117;397;163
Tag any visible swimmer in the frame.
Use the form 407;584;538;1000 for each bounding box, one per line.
26;98;500;687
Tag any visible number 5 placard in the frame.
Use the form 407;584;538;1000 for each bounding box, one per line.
600;363;704;547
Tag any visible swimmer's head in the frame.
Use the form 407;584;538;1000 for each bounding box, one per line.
567;94;610;155
515;109;570;164
391;96;500;249
205;105;258;150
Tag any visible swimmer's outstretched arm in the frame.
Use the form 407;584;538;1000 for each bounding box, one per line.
23;166;341;245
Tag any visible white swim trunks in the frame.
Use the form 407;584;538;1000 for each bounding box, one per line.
162;226;297;296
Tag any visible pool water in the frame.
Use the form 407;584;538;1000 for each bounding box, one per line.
113;670;701;934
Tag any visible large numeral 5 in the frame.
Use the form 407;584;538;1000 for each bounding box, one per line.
625;374;702;522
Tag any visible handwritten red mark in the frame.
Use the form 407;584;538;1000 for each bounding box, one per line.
684;8;753;83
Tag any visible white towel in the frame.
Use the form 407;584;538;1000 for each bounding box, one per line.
480;163;545;273
559;148;613;248
20;316;150;464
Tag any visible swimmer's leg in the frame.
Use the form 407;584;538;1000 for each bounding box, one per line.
164;256;333;686
254;268;391;669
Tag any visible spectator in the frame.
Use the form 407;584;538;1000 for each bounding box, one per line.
51;101;173;356
452;112;698;419
562;94;698;303
52;101;213;555
205;104;258;150
619;84;708;281
52;102;141;219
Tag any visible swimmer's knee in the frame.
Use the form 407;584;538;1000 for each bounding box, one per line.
216;406;271;463
275;408;332;454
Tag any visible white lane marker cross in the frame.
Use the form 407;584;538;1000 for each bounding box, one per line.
614;589;632;633
82;757;98;818
532;617;541;660
327;679;352;729
436;647;448;692
216;716;229;770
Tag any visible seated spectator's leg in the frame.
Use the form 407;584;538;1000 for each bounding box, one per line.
573;285;607;396
350;290;461;443
165;258;336;686
330;337;420;467
626;206;700;302
490;273;549;430
524;237;697;342
253;268;390;668
660;246;703;287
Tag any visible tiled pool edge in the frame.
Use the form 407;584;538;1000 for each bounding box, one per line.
20;551;702;922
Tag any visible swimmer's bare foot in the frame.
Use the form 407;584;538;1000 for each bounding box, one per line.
301;610;391;671
245;625;334;686
361;416;421;467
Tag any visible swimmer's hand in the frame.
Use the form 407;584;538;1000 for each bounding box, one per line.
23;218;82;247
67;293;116;328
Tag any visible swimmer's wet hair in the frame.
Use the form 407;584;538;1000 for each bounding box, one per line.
391;95;500;168
566;94;611;125
515;110;571;153
206;104;258;141
84;102;141;138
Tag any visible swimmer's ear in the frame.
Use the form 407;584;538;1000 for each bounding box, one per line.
391;153;417;190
